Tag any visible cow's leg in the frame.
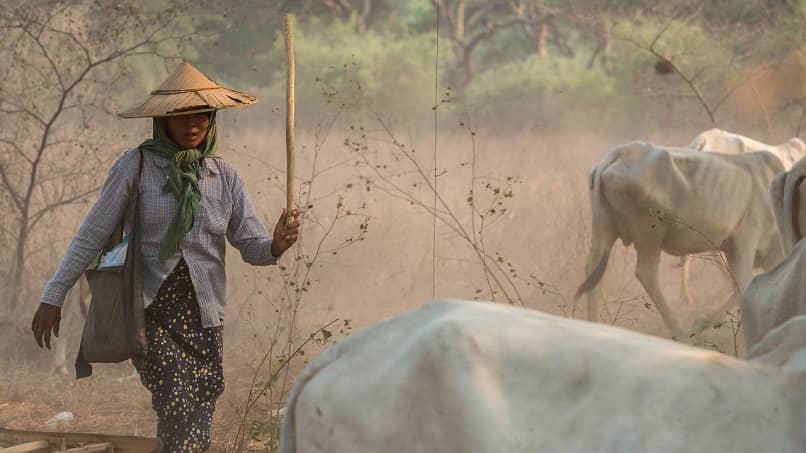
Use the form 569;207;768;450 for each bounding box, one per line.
53;288;74;377
635;242;681;336
680;255;694;305
693;241;755;333
53;340;69;377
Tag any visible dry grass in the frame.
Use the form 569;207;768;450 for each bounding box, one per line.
0;364;154;437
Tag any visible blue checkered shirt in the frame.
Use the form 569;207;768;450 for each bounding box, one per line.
40;148;279;327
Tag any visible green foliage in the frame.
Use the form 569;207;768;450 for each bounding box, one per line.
126;0;806;129
401;0;438;34
256;18;437;118
475;25;537;68
463;53;622;125
608;18;738;88
699;0;802;27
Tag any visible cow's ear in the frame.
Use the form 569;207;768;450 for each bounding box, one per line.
748;315;806;371
781;164;806;254
797;176;806;243
770;171;787;248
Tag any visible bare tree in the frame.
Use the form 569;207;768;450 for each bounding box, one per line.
584;16;613;73
0;1;195;311
622;18;719;126
608;1;804;129
320;0;382;34
507;0;562;59
433;0;551;95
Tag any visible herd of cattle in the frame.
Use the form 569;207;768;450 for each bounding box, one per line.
577;128;806;336
279;129;806;452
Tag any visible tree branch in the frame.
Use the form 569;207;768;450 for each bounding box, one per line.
29;187;97;231
0;159;23;212
22;24;65;91
0;102;47;126
617;23;717;126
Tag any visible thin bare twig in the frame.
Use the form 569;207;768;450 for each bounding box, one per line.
614;10;718;126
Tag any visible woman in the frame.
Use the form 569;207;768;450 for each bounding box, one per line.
31;62;299;452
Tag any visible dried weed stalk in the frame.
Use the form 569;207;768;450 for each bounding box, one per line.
226;78;368;453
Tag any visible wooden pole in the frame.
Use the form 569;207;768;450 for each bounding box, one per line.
285;14;296;220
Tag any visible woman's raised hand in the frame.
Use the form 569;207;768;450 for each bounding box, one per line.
271;208;302;257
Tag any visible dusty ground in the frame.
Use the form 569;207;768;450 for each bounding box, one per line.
1;127;765;450
0;348;311;451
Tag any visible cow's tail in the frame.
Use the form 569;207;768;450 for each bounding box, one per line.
780;161;806;254
575;148;621;298
279;341;345;453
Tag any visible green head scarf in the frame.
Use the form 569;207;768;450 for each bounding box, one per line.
139;112;218;260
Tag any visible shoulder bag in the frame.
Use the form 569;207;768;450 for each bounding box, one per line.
75;149;147;379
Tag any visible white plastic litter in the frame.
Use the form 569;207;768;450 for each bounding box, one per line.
46;410;75;427
98;236;128;269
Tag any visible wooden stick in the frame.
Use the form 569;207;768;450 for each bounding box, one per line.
285;14;296;220
0;428;160;453
0;440;51;452
64;443;113;452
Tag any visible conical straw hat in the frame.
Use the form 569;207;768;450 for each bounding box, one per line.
118;62;257;118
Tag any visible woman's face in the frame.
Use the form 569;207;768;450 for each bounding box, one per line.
164;112;211;149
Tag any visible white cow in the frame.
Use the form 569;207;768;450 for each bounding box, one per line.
741;157;806;352
688;128;806;170
576;142;784;335
748;314;806;367
678;129;806;305
280;300;806;453
742;240;806;352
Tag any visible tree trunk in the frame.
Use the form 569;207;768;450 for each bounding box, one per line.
454;49;474;95
356;0;373;35
599;19;612;74
537;23;548;58
9;214;29;311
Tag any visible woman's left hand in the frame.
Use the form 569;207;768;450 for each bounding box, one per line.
271;208;301;257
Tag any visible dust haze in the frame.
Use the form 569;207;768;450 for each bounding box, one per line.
1;1;804;450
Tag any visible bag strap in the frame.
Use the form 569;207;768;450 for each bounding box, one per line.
103;149;145;251
126;148;147;357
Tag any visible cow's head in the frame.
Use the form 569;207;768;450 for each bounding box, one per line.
771;157;806;254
